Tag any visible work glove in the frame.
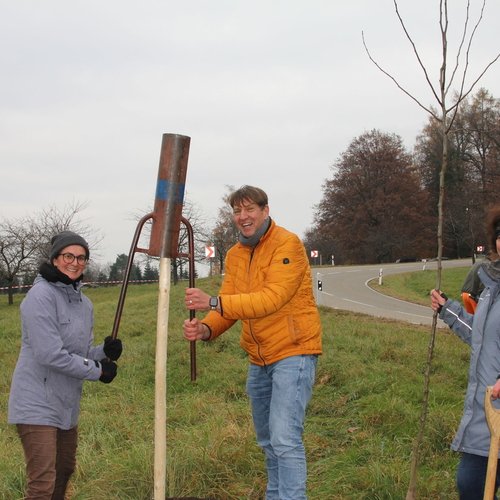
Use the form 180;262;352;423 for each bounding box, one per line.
103;336;123;360
99;359;118;384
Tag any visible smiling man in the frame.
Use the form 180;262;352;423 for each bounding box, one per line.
183;185;322;500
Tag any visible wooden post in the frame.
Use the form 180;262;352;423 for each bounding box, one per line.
154;257;170;500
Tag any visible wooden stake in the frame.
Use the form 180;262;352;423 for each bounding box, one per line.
154;257;170;500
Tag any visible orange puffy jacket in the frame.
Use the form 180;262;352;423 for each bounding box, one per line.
202;220;322;366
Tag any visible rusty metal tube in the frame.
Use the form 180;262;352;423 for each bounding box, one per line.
148;133;191;258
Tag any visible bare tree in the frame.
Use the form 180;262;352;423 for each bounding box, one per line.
415;89;500;260
133;197;211;284
0;201;101;305
363;1;499;497
173;198;211;283
33;201;103;261
210;185;239;274
0;216;44;305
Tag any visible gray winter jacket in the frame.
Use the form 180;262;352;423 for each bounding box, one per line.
440;265;500;457
8;275;105;430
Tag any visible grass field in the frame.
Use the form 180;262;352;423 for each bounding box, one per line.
0;266;472;499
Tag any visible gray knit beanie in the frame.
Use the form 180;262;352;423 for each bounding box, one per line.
50;231;90;260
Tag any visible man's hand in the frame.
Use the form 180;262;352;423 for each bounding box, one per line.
183;317;210;341
185;287;212;311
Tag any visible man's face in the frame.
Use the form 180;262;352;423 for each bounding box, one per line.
232;199;269;238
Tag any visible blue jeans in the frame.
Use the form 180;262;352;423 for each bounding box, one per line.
246;355;317;500
457;452;500;499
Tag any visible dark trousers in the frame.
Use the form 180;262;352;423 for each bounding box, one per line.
17;424;78;500
457;452;500;500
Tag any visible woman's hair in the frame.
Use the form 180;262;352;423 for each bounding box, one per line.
228;185;268;209
486;204;500;259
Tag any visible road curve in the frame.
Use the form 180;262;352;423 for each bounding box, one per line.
312;259;471;327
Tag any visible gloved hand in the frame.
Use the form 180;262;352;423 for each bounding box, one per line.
103;336;123;361
99;359;118;384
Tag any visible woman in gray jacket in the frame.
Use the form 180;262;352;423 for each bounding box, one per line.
8;231;122;500
431;205;500;499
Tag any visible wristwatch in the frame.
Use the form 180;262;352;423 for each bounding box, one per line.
209;296;219;311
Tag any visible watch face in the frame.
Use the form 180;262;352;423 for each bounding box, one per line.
209;296;218;308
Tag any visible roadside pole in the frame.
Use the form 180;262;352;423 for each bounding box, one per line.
316;272;323;306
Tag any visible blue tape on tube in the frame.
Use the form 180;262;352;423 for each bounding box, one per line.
156;180;186;203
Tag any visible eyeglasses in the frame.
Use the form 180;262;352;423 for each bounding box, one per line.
59;253;88;265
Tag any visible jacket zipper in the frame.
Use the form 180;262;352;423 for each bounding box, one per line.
247;247;266;365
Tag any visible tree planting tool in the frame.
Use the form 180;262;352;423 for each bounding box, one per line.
148;133;190;500
109;133;201;499
484;385;500;499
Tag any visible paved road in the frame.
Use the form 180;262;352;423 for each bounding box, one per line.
312;259;471;327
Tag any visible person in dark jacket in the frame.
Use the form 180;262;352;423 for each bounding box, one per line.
8;231;123;500
430;205;500;499
460;258;487;313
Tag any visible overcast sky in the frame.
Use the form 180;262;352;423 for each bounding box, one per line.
2;1;499;266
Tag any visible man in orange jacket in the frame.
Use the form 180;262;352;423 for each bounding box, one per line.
183;185;322;500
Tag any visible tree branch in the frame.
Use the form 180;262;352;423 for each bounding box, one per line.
392;0;442;106
361;31;440;122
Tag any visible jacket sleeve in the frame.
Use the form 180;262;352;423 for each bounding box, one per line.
440;299;474;346
86;337;106;361
22;288;101;380
221;234;308;320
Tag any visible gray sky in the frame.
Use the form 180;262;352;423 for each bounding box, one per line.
2;0;499;266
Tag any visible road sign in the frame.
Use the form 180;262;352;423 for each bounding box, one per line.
311;250;318;258
205;245;215;258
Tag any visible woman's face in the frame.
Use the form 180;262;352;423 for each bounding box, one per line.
52;244;88;280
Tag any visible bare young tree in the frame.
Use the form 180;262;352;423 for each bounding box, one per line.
362;1;499;497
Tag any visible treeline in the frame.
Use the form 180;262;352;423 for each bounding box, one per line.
85;253;196;284
303;88;500;264
87;253;159;284
2;89;499;301
0;199;206;305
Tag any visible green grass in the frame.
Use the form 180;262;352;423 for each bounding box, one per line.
370;267;470;306
0;267;472;499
